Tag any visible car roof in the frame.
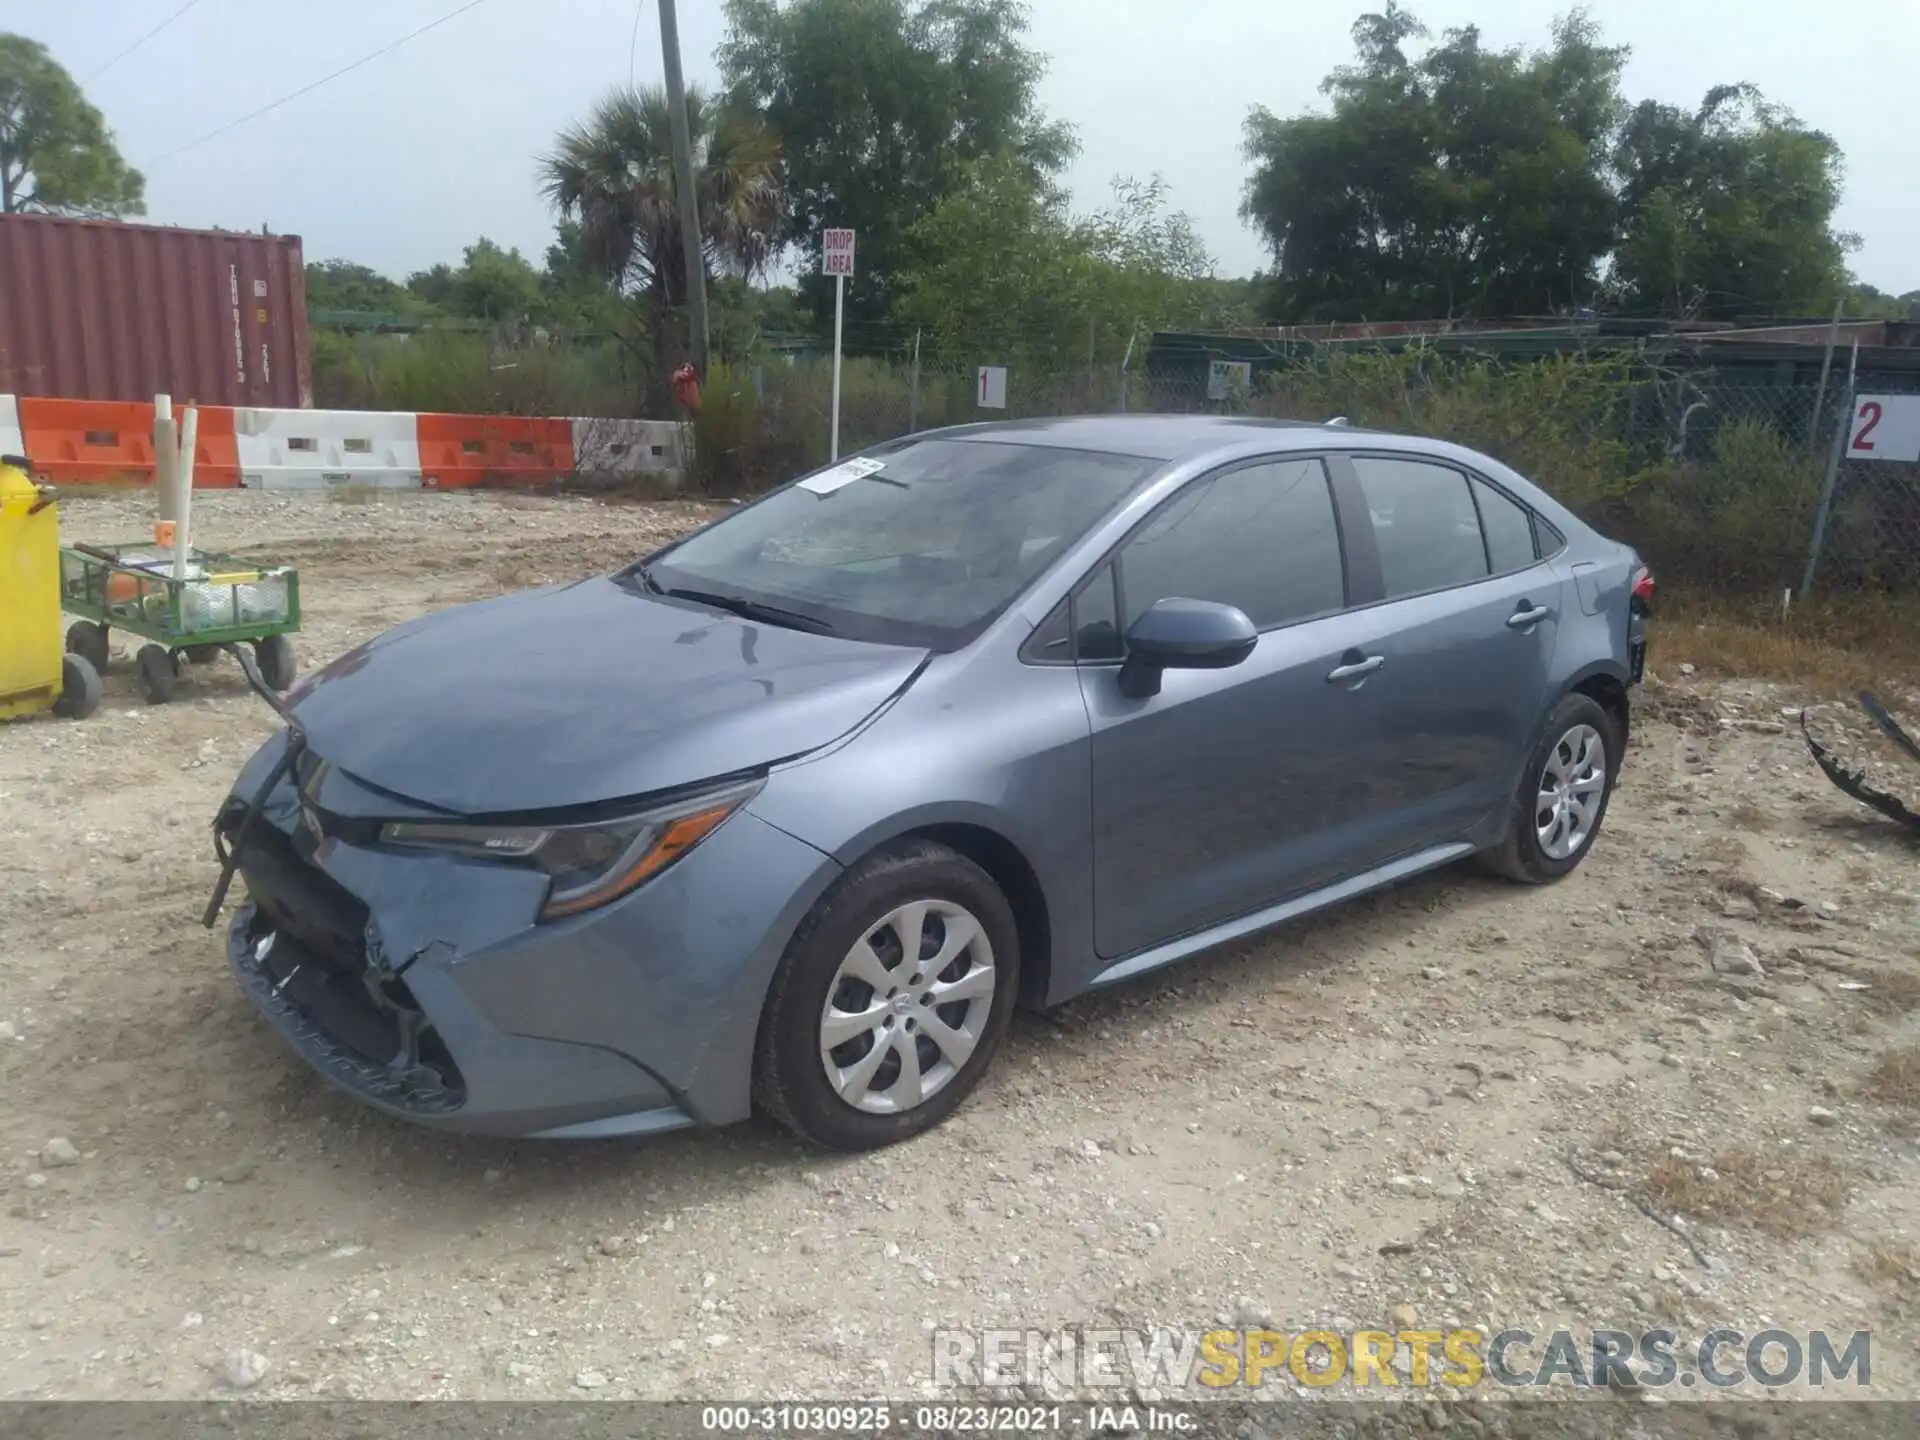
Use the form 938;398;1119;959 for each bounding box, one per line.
919;413;1416;463
906;413;1592;542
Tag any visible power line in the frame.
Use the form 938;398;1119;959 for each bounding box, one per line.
628;0;646;90
146;0;492;165
88;0;206;81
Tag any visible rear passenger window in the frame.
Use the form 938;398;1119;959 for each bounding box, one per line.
1117;458;1345;632
1472;477;1538;573
1353;457;1489;599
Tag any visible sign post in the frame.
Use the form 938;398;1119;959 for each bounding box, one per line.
822;229;856;460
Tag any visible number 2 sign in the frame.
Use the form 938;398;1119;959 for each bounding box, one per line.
1847;394;1920;463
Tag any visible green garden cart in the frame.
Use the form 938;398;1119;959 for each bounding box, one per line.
59;542;302;705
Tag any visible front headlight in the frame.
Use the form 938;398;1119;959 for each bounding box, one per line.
378;777;762;920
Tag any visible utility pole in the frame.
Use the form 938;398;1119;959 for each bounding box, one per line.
657;0;709;379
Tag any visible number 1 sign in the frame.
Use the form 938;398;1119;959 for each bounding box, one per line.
1848;395;1920;463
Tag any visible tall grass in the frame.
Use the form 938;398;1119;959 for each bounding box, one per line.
311;329;643;417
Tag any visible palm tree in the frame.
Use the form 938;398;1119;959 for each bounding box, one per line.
540;84;785;405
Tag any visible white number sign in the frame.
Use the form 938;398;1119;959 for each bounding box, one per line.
1847;394;1920;463
822;229;856;277
977;366;1008;409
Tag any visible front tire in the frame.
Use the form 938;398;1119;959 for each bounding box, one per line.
1481;693;1618;884
754;839;1020;1151
53;654;102;719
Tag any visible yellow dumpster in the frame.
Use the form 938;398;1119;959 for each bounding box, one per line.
0;460;101;721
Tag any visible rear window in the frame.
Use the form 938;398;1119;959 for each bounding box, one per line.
1472;477;1539;573
1352;457;1489;598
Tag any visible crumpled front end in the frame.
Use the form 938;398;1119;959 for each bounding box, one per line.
214;728;840;1138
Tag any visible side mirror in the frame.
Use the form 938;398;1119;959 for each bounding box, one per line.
1117;597;1258;699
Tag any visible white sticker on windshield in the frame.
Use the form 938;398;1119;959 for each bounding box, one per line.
798;456;887;495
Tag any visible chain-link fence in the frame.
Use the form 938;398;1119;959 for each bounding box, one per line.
688;340;1920;595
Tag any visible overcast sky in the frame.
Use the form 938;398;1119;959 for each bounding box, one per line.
10;0;1917;297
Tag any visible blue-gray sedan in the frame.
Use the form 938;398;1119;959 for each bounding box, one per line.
212;416;1651;1149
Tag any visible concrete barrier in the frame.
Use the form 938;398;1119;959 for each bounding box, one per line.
235;407;423;490
571;417;689;486
0;394;23;461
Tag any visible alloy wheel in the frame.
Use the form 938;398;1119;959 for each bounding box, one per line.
818;899;996;1115
1536;722;1606;860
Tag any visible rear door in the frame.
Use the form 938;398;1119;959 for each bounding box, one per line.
1337;453;1568;846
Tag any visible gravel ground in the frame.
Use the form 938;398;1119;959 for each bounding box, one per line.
3;490;1919;1405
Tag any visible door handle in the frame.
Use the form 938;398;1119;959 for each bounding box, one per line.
1326;655;1384;683
1507;604;1552;629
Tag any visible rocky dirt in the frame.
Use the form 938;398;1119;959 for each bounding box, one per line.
2;490;1919;1405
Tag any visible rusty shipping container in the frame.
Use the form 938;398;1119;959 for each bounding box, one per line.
0;213;312;408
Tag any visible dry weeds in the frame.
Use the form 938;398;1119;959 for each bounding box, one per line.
1854;1240;1920;1313
1657;590;1920;698
1864;1046;1920;1109
1636;1147;1853;1239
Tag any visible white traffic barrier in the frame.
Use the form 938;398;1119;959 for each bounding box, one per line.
234;407;423;490
570;417;688;483
0;394;24;461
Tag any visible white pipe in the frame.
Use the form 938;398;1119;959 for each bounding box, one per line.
174;406;198;580
154;394;179;527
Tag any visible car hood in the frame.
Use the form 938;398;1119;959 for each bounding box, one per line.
287;576;927;814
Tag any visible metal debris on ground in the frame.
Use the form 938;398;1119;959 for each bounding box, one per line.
1801;692;1920;835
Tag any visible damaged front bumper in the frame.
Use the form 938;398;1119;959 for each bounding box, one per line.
1802;692;1920;836
211;728;841;1138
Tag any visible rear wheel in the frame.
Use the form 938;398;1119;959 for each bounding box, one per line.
1481;693;1618;884
136;644;176;705
254;635;297;691
65;620;109;676
754;840;1019;1150
184;645;221;665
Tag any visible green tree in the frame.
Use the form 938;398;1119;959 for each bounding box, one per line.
1611;84;1850;318
893;157;1241;366
1844;281;1920;321
540;83;784;399
719;0;1075;324
406;238;546;325
1241;6;1624;322
0;34;144;215
305;260;413;316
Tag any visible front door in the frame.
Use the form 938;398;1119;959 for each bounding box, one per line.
1080;455;1391;960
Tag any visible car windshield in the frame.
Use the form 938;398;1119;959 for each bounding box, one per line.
640;437;1157;648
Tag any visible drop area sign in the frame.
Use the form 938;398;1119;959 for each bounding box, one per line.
823;227;856;459
822;229;856;276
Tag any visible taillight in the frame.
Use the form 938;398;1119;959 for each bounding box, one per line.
1630;566;1654;615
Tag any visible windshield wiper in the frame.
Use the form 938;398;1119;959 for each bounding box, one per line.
656;585;838;635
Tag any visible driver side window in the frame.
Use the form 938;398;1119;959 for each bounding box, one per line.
1113;457;1346;635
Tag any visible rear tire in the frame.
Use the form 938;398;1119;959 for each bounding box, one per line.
53;654;102;719
753;839;1020;1151
1480;693;1619;884
65;620;109;675
136;644;176;705
254;635;297;691
184;645;221;665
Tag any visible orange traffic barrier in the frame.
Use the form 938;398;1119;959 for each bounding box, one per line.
18;398;239;487
416;414;574;489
